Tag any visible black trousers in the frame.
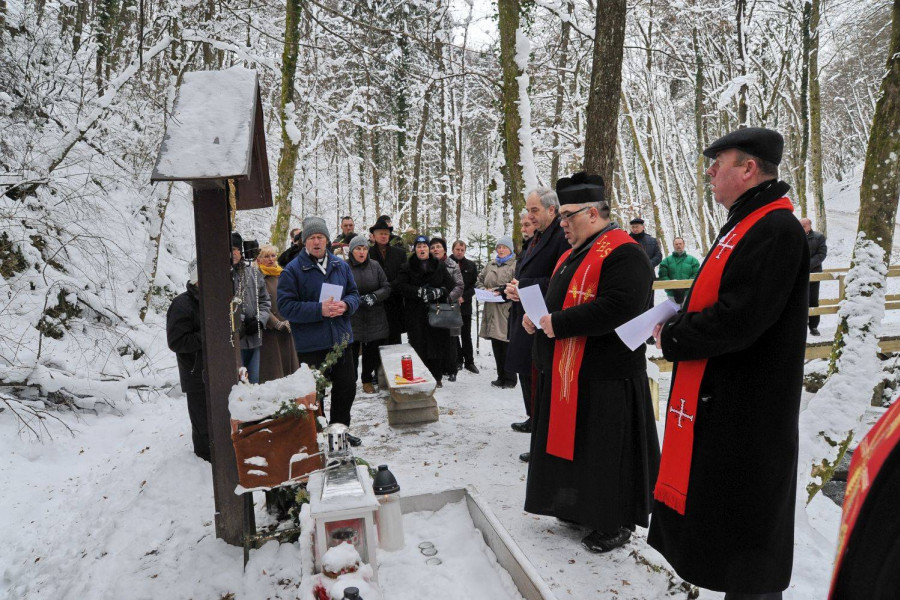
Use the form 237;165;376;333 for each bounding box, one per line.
185;390;210;459
444;336;459;376
518;369;533;417
352;340;384;384
490;338;515;383
297;348;356;426
456;305;474;365
809;280;820;329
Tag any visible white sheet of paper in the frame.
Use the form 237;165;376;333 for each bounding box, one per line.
475;288;504;303
518;284;549;329
615;299;681;351
319;283;344;303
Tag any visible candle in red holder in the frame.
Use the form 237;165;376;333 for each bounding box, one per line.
401;354;414;380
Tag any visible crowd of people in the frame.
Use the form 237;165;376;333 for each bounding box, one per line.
166;126;834;600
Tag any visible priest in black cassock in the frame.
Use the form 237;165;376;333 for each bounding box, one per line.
648;128;808;600
522;172;660;554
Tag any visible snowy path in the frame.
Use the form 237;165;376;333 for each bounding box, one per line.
2;342;843;599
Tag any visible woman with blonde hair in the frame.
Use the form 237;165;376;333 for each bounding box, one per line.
256;244;299;383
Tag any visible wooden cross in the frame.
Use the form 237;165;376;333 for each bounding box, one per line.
669;398;695;428
715;228;738;259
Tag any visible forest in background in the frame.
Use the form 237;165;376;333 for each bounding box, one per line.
0;0;894;387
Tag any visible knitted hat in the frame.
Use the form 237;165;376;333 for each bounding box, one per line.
496;235;514;253
301;216;330;244
348;235;369;253
231;232;243;250
188;259;199;284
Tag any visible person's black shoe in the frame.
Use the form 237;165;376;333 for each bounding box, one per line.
347;433;362;447
646;336;656;345
501;379;517;389
511;418;532;433
810;328;820;336
464;363;480;374
519;452;531;463
436;380;443;388
448;373;457;382
581;528;631;553
491;378;504;387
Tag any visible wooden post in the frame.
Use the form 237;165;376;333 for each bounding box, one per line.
193;187;250;545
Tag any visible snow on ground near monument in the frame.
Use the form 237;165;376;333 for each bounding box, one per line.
0;358;838;599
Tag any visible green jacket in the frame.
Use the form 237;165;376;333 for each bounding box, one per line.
658;252;700;297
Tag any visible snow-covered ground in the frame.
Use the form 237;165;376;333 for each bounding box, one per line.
2;167;896;599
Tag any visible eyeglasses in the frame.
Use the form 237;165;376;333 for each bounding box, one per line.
558;206;591;222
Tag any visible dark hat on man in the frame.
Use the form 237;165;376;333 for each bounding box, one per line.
428;237;447;251
413;235;429;246
702;127;784;166
369;217;393;234
231;232;243;250
556;172;605;206
630;218;645;225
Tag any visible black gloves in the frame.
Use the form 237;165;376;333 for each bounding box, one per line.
362;293;377;307
417;286;444;303
242;318;260;337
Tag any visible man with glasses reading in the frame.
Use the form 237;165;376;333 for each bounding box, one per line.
521;172;660;554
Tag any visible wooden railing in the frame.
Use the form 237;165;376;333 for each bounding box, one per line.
649;266;900;371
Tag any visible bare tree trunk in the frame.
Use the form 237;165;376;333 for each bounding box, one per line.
797;0;811;219
583;0;626;186
270;0;302;250
809;0;826;235
371;129;381;219
549;1;572;185
411;86;434;232
439;78;449;233
498;0;525;241
830;0;900;373
692;28;710;252
736;0;749;126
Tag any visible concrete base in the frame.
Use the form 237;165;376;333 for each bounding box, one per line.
379;343;439;426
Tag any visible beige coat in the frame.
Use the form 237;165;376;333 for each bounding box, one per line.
476;256;517;341
259;274;300;384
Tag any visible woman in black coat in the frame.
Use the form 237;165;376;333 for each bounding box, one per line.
395;235;456;386
347;236;391;393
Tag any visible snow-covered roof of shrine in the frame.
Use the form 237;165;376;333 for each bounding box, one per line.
151;67;258;181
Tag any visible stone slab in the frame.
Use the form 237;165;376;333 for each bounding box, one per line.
387;395;438;411
387;404;439;426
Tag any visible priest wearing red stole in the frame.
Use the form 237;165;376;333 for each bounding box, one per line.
522;172;660;554
648;128;809;600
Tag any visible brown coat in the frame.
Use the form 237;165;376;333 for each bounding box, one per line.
259;274;300;384
477;256;516;341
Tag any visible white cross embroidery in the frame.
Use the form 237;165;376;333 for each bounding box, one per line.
715;228;738;259
669;398;695;428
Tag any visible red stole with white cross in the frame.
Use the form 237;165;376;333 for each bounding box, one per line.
546;228;636;460
829;397;900;598
653;197;794;514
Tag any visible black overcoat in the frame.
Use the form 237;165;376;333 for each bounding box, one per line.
394;255;455;362
450;254;479;318
524;230;660;533
349;256;390;343
166;283;204;394
647;180;809;594
505;217;569;375
370;242;408;337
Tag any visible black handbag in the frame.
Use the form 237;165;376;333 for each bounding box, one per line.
427;302;463;330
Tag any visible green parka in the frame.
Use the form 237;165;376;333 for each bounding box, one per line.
657;252;700;297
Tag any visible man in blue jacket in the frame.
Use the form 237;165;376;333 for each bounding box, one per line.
278;216;362;444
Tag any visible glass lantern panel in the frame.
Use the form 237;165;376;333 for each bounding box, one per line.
324;517;369;561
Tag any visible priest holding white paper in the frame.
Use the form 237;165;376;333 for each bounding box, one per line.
521;172;660;554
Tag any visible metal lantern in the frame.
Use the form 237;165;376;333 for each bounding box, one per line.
308;425;379;579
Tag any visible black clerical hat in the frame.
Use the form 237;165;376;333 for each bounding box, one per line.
556;172;605;206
